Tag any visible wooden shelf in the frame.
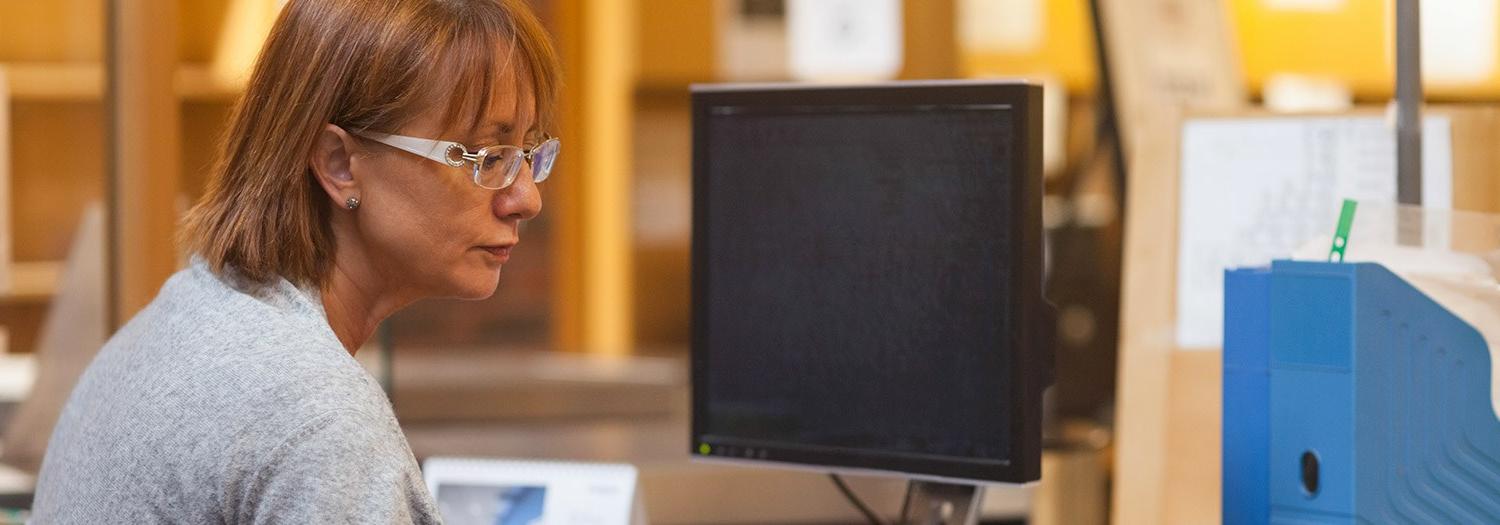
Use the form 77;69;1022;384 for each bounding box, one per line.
3;62;243;102
5;63;99;101
174;65;246;101
2;261;60;303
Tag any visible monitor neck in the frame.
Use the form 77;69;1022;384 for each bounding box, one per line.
903;481;984;525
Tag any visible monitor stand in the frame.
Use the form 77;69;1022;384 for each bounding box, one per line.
902;481;983;525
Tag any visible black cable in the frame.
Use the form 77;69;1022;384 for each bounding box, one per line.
828;473;887;525
1086;0;1130;215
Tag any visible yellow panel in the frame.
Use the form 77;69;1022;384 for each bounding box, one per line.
958;1;1500;99
1230;0;1500;99
1230;0;1389;96
636;0;715;87
959;0;1097;92
0;0;231;65
179;0;231;63
0;0;104;61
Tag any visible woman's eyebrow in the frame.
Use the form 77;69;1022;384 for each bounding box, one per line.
463;121;515;144
468;120;513;136
469;118;540;144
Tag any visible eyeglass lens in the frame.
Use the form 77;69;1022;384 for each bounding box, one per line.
474;141;559;189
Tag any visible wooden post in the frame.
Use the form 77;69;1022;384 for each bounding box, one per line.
901;0;956;80
106;0;180;328
1097;0;1244;523
552;0;636;354
0;66;11;295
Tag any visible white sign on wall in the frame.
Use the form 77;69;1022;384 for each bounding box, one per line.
787;0;903;82
1417;0;1498;85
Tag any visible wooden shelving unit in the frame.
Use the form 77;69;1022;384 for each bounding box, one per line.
3;63;240;102
0;1;247;350
2;262;60;304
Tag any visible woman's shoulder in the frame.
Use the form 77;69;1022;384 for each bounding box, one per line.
114;260;342;354
151;259;328;326
96;260;387;425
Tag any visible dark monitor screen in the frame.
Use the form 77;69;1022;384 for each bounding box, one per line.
691;82;1051;484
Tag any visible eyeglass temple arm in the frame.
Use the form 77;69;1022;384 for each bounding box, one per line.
356;131;464;164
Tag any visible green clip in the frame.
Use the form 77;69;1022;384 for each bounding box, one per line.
1329;199;1357;262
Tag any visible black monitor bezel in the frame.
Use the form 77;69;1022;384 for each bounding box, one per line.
690;80;1051;484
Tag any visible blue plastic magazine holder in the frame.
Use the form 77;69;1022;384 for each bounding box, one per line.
1224;260;1500;523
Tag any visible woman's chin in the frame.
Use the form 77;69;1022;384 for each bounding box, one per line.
448;266;503;300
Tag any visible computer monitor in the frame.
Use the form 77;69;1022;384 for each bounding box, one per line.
690;81;1053;487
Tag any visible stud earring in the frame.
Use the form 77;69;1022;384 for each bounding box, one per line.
345;197;360;210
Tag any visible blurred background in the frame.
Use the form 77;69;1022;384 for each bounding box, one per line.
1;0;1499;523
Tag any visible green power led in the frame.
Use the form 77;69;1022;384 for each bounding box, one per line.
698;443;711;455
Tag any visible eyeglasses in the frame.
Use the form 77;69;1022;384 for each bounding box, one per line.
354;130;560;190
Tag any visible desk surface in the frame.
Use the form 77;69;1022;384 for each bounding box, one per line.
404;417;1032;525
391;349;1032;524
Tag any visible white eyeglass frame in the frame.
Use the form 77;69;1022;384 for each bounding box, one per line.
353;130;559;189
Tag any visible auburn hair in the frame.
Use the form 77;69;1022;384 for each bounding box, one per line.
181;0;560;287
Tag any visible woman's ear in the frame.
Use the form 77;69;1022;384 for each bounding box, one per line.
308;124;361;207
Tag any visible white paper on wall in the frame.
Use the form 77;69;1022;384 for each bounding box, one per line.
1174;116;1452;349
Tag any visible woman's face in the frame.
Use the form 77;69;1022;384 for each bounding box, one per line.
348;73;543;301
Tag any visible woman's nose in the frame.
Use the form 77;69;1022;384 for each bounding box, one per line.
494;166;543;221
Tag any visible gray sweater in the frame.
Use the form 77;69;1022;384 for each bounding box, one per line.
32;260;441;523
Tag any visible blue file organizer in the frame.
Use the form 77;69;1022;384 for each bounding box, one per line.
1224;266;1271;525
1223;261;1500;523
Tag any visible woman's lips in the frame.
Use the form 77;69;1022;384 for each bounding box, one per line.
478;245;513;262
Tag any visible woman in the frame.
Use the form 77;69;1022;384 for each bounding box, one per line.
31;0;559;521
